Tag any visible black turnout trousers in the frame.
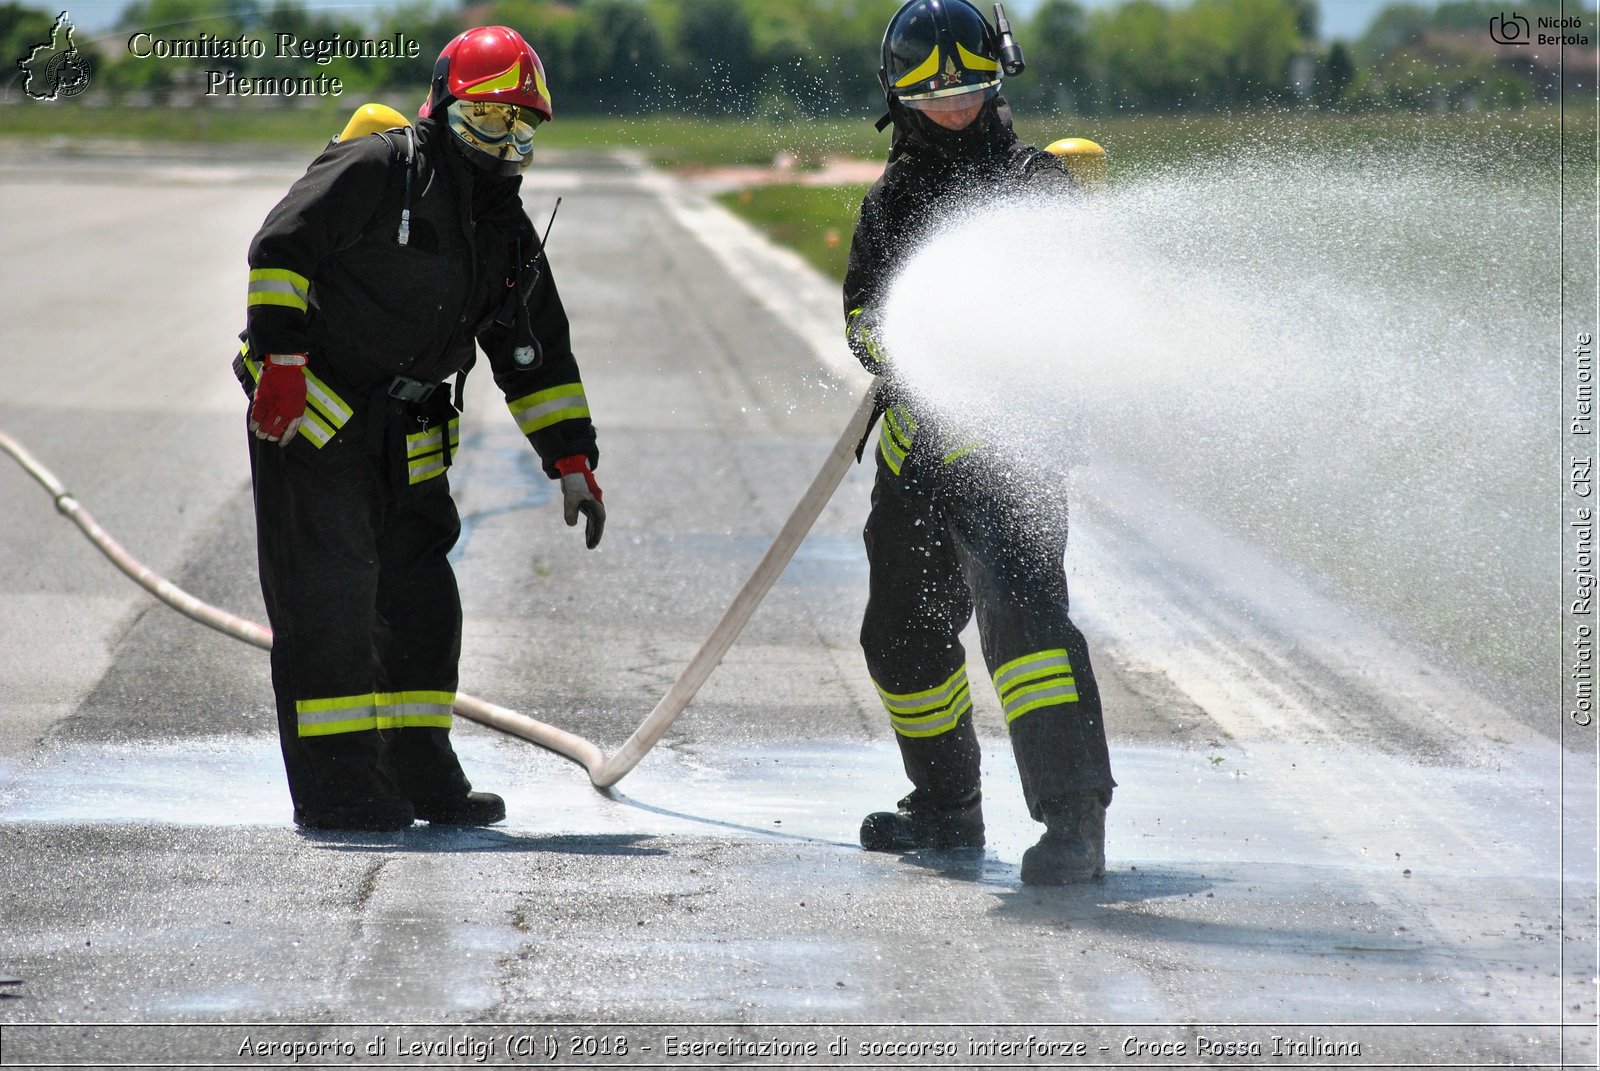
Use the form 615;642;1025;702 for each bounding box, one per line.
860;457;1116;818
247;422;473;814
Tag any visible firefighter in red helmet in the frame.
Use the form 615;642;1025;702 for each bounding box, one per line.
238;27;605;831
845;0;1115;883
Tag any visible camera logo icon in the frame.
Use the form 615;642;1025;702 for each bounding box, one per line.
1490;10;1531;43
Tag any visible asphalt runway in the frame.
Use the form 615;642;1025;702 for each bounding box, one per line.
0;146;1593;1067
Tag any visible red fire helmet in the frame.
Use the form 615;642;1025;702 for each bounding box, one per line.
420;26;552;123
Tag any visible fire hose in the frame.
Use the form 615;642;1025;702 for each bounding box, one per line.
0;379;879;790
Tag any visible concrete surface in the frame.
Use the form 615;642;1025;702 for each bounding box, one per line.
0;145;1593;1068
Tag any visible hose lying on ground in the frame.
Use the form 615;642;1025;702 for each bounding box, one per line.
0;382;878;789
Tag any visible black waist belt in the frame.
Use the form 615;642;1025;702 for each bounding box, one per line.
387;375;438;404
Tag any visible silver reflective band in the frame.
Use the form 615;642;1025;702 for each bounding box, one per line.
993;652;1074;695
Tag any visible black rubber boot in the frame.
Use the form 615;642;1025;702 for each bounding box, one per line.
294;792;415;832
383;727;505;826
860;789;985;851
413;791;506;826
1021;795;1106;884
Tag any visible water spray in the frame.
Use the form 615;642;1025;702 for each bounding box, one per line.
0;382;880;790
877;137;1553;688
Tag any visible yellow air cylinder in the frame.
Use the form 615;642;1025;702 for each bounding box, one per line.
336;103;410;142
1045;137;1109;191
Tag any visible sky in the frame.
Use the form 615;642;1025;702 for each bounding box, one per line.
55;0;1409;52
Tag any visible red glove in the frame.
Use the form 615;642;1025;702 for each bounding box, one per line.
554;455;605;550
249;353;308;445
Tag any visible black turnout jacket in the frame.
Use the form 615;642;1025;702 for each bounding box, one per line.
239;117;596;480
843;101;1072;479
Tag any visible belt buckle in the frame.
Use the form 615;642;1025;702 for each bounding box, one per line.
387;375;436;404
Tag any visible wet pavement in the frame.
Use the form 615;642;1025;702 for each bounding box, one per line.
0;146;1594;1068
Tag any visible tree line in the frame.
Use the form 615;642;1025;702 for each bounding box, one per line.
2;0;1590;113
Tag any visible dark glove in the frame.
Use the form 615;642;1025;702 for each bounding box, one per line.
554;454;605;550
249;353;307;445
846;306;888;375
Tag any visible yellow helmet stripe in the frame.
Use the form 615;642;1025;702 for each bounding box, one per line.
893;44;941;87
532;62;551;107
956;41;998;72
469;59;522;95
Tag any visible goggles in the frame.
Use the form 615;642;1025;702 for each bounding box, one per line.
445;100;540;169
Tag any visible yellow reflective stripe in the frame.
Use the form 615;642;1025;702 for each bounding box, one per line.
943;441;983;464
298;410;335;448
376;690;454;729
993;650;1074;695
1002;683;1080;723
847;306;885;365
993;649;1079;723
304;370;352;425
472;59;522;95
297;694;373;714
890;689;973;738
295;691;454;735
408;455;446;484
885;406;915;442
881;417;910;452
532;63;551;107
878;405;914;474
878;422;908;475
407;427;443;453
876;667;971;739
406;418;460;483
894;44;940;87
876;666;970;715
298;716;377;737
508;383;589;435
381;689;454;706
248;268;310;312
405;418;461;456
380;710;454;729
957;41;999;72
296;693;378;737
248;292;307;310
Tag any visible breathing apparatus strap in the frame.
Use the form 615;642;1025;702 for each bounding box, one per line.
397;126;416;246
376;127;418;247
453;355;475;411
992;95;1016;130
855;379;899;463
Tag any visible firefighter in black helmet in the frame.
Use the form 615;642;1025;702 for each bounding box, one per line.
844;0;1116;884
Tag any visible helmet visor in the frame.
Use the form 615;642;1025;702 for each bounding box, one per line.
899;82;1000;113
446;99;540;170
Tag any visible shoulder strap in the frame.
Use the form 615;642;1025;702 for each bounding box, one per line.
453;352;476;411
374;127;417;246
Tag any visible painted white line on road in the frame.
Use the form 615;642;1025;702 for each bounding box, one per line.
635;167;870;386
